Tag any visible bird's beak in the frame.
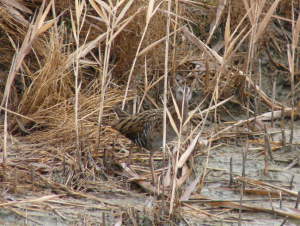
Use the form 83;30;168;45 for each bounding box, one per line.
184;92;189;105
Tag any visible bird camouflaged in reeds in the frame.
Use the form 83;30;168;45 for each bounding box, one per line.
112;85;191;184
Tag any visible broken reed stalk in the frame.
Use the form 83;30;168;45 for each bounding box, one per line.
267;134;273;162
238;180;244;226
253;61;258;129
264;124;271;176
271;76;276;127
264;124;273;176
31;164;34;191
13;167;17;194
82;149;87;168
102;212;106;226
133;83;138;115
2;95;8;182
279;191;282;209
295;191;300;209
205;58;209;87
103;148;108;169
265;125;273;162
280;217;288;226
280;104;286;146
258;59;262;115
235;125;238;147
289;56;294;146
229;156;233;187
241;141;249;190
86;128;91;160
80;122;84;153
290;175;294;190
63;156;66;175
268;192;275;213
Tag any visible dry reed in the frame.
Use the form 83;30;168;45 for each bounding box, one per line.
0;0;299;224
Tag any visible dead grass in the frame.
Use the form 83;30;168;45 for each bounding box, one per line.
0;0;300;225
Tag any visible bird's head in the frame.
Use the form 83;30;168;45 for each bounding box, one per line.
175;85;191;104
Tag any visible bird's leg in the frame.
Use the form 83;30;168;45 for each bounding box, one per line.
149;151;156;185
121;142;135;180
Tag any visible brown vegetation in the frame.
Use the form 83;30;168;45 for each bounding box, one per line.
0;0;300;225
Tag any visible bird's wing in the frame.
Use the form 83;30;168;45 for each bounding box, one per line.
113;109;162;150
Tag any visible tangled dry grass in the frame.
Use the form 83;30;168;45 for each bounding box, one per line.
0;0;300;225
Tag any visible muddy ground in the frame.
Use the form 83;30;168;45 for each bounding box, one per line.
1;110;300;226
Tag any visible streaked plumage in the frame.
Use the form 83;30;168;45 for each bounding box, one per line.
112;85;191;183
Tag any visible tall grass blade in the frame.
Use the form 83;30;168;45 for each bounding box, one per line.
146;0;155;24
89;0;108;23
224;7;230;51
292;13;300;50
254;0;280;43
115;0;134;25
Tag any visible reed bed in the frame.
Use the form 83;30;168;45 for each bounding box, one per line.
0;0;300;225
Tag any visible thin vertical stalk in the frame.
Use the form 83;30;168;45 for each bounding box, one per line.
2;91;9;181
238;180;244;226
281;104;286;146
289;43;295;145
197;131;213;192
258;59;262;115
13;167;18;194
229;156;233;186
95;2;116;156
163;0;171;217
246;2;259;125
271;76;276;127
287;0;300;144
122;1;164;109
171;0;179;85
31;164;35;190
73;0;87;172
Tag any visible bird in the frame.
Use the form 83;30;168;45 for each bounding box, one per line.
112;85;191;184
